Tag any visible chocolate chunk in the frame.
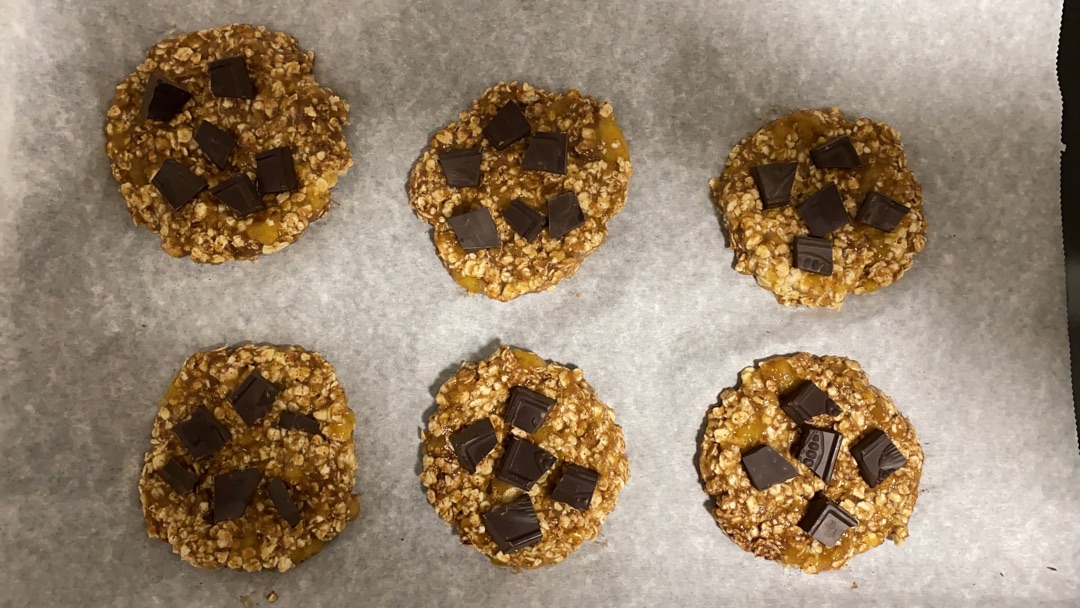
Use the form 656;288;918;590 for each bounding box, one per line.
438;148;482;188
810;135;862;169
450;418;498;474
550;464;600;511
255;147;298;194
522;132;567;174
158;458;198;495
447;208;501;252
482;102;531;150
173;406;231;460
504;386;556;433
212;468;262;523
741;445;797;491
266;477;302;527
792;235;834;275
798;493;858;547
481;494;542;554
780;382;842;424
210;174;264;218
503;199;545;243
797;183;850;237
495;437;556;490
151;159;207;210
857;191;909;232
228;371;279;426
278;411;321;435
795;427;843;484
208;56;256;99
139;73;192;122
547;192;585;239
194;121;237;169
750;162;798;209
850;429;907;488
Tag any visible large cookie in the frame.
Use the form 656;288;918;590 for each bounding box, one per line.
698;353;923;573
407;82;632;301
710;109;927;309
420;347;630;568
138;344;359;572
105;24;352;263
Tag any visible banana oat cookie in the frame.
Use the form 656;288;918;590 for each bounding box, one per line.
138;344;359;572
420;347;630;568
698;353;923;573
710;108;927;309
407;82;632;301
105;24;352;263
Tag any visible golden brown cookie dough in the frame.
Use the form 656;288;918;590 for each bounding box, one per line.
698;353;923;573
105;24;352;263
710;108;927;309
138;344;359;572
419;346;630;568
407;82;632;301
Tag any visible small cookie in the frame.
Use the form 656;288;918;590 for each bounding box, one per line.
105;24;352;263
709;108;928;309
419;346;630;568
698;353;923;573
138;344;359;572
407;82;633;301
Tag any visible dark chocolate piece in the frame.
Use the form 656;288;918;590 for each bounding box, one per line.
447;208;501;252
151;159;207;210
503;199;545;243
266;477;302;527
208;56;256;99
792;236;834;275
797;183;850;237
504;386;556;433
172;406;231;460
857;191;909;232
278;411;321;435
255;147;298;194
212;468;262;523
795;427;843;484
547;192;585;239
438;148;482;188
158;458;198;495
850;429;907;488
810;135;862;169
482;102;531;150
481;494;542;554
741;445;797;491
550;464;600;511
798;493;858;547
495;437;556;490
194;121;237;169
780;382;842;424
522;132;567;174
139;73;192;122
750;162;798;209
450;418;498;474
210;174;264;218
228;370;279;426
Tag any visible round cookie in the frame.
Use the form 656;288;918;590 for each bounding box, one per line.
698;353;923;573
105;24;352;263
420;346;630;568
407;82;632;301
138;344;359;572
710;108;927;309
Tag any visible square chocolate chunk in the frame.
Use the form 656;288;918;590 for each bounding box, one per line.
194;121;237;169
547;192;585;239
495;437;556;490
447;208;501;252
810;135;862;169
210;174;264;218
228;370;279;426
278;411;321;435
850;429;907;488
857;191;909;232
208;56;256;99
158;458;198;495
482;494;542;554
266;477;302;527
792;236;834;275
750;162;797;209
438;148;482;188
503;199;545;243
151;159;207;210
450;418;498;474
139;73;192;122
522;132;567;174
504;386;556;433
255;147;298;194
780;382;842;423
212;468;262;524
550;464;600;511
798;493;858;547
482;102;531;150
795;427;843;484
797;183;850;237
172;406;231;460
741;445;797;491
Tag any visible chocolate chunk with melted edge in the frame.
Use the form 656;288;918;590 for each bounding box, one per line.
547;192;585;239
798;493;858;547
741;445;797;491
781;382;842;424
857;191;910;232
811;135;862;169
151;159;207;210
266;477;302;527
173;406;231;460
450;418;498;474
482;102;531;150
438;148;482;187
255;147;298;194
522;132;567;174
795;427;843;484
550;464;600;511
208;56;256;100
158;458;198;495
750;162;797;209
228;370;279;426
278;411;321;435
139;73;192;122
194;121;237;169
798;183;850;237
212;468;262;523
503;199;545;243
482;494;542;554
495;437;556;490
447;208;501;251
851;429;907;488
504;386;556;433
210;174;264;218
792;236;834;275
